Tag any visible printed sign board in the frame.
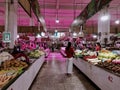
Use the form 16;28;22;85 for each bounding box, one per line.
3;32;11;42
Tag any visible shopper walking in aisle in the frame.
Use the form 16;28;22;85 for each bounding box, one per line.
65;42;74;76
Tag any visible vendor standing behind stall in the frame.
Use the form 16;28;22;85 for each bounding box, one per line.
12;41;29;63
95;42;101;51
65;42;74;75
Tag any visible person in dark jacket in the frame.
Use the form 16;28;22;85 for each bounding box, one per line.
12;41;29;63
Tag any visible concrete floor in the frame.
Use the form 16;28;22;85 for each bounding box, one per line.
30;52;100;90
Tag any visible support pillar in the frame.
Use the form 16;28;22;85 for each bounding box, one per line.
5;0;18;48
98;8;110;46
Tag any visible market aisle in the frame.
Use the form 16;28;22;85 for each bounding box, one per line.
30;52;99;90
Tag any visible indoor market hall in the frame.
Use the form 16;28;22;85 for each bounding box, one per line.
0;0;119;90
30;52;100;90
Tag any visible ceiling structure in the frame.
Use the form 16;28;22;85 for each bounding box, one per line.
0;0;119;32
39;0;91;32
87;0;120;27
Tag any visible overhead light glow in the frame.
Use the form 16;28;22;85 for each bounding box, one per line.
78;26;84;37
100;15;110;21
115;20;120;24
73;19;78;24
79;32;83;35
56;19;59;23
17;35;19;38
55;30;58;32
41;32;45;36
93;35;97;38
78;32;84;37
36;34;41;38
73;32;77;36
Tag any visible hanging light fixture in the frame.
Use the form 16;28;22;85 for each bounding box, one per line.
17;35;19;38
93;35;97;38
36;34;41;38
78;25;84;37
73;32;77;36
55;0;59;23
36;21;41;38
56;19;59;23
115;20;120;24
115;7;120;24
100;15;110;21
100;7;110;21
41;32;45;37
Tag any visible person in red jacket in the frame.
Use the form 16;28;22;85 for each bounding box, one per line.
95;42;101;51
65;42;74;75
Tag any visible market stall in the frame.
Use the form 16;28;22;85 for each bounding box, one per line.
74;49;120;90
7;55;45;90
0;49;45;90
74;58;120;90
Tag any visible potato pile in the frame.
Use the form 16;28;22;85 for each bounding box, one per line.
97;61;120;74
0;59;28;70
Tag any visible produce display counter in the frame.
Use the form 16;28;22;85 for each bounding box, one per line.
73;58;120;90
6;55;45;90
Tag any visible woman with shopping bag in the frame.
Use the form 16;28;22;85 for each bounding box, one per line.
65;42;74;76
